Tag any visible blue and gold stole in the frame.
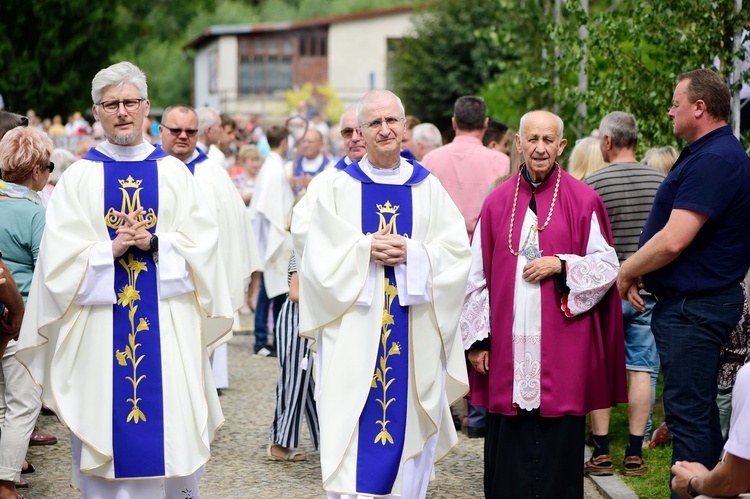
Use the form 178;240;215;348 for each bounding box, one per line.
185;148;208;175
86;146;167;477
344;159;430;495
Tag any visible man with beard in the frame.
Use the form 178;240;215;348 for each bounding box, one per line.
16;61;233;497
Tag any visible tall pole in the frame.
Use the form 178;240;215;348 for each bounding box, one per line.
553;0;561;115
730;0;743;140
578;0;589;129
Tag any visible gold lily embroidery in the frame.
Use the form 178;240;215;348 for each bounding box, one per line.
373;278;401;445
115;253;150;424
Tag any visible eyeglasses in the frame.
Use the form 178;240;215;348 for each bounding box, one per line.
340;127;355;139
96;98;146;114
358;116;404;131
44;162;54;173
162;126;198;138
20;116;29;127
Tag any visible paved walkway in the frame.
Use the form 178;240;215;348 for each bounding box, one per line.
24;332;604;498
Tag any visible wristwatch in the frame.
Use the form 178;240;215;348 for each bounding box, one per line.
148;234;159;253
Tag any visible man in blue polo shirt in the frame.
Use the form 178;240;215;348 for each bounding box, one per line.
618;68;750;496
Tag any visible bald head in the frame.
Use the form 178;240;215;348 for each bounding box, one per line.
518;110;564;138
299;129;324;160
355;90;407;169
515;110;567;182
160;104;199;162
356;90;405;126
340;105;366;162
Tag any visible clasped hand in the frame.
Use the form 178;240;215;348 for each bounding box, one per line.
521;256;560;283
112;208;151;257
616;274;646;313
370;226;406;266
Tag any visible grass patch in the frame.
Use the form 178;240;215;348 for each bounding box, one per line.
589;373;674;499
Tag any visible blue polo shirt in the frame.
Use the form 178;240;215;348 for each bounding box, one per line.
640;125;750;294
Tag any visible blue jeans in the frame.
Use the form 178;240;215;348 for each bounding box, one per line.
622;297;660;373
254;275;287;351
651;286;743;497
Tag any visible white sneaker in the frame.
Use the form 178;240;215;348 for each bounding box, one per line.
255;346;276;358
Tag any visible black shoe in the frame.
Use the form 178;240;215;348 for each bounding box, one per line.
467;427;486;438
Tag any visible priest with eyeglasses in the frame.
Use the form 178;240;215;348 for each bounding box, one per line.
296;90;471;498
16;61;233;498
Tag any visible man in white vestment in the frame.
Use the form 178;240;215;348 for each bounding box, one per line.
291;104;366;260
291;129;332;197
16;62;233;498
296;90;471;498
196;107;226;167
159;104;259;392
248;126;295;357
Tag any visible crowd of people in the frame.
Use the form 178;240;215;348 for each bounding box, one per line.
0;60;749;499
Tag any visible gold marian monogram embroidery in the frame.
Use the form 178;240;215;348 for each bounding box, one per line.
371;199;403;445
105;175;157;230
107;174;157;424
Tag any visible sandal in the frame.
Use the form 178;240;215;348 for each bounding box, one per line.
266;444;306;462
584;454;614;476
21;461;34;474
623;455;648;476
15;477;28;489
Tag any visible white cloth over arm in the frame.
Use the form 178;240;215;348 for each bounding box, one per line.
248;151;294;297
557;211;619;316
459;219;490;350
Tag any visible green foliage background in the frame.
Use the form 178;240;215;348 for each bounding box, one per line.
1;0;748;154
0;0;412;118
392;0;750;152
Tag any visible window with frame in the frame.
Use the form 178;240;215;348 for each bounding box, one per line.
238;34;294;94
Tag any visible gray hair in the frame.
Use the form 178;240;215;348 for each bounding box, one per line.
356;90;405;126
339;104;357;128
412;123;443;149
91;61;148;104
599;111;638;150
196;106;220;138
518;110;564;139
48;148;76;185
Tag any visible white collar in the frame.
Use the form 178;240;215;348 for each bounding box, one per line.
360;154;412;185
97;141;155;162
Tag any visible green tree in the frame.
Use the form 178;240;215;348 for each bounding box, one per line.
552;0;750;152
390;0;506;133
0;0;130;117
478;0;750;153
0;0;216;118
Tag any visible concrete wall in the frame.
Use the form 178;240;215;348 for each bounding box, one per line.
191;10;415;115
193;37;238;112
328;11;414;107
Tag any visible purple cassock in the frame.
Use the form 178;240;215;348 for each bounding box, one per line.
470;168;628;417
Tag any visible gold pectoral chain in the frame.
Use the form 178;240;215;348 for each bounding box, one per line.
507;165;561;257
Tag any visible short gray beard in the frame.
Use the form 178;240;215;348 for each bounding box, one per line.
105;129;142;146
